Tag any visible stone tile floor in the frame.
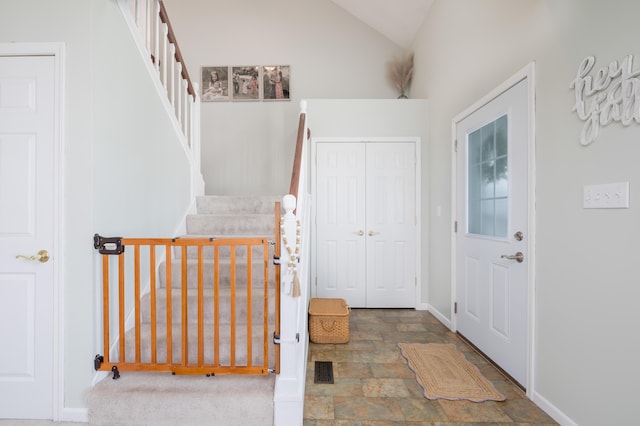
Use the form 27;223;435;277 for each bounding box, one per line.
303;308;558;425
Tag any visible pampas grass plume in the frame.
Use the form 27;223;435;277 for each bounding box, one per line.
389;52;414;97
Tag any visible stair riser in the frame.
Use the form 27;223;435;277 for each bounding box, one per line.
186;214;274;235
196;195;280;215
121;326;275;367
158;261;275;289
139;292;276;325
174;244;273;260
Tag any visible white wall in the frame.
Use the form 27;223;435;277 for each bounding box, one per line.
0;0;194;416
412;0;640;424
91;2;192;236
164;0;405;195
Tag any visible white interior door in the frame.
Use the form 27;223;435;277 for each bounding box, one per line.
0;55;56;419
315;141;416;308
365;143;416;308
455;77;530;387
315;142;367;306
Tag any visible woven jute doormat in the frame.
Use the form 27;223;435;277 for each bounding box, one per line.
398;343;505;402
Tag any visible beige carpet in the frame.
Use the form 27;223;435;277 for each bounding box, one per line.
399;343;505;402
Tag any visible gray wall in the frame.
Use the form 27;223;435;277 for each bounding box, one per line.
164;0;404;195
0;0;193;412
412;0;640;423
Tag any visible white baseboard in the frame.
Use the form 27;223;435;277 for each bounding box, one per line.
426;305;575;426
273;399;304;426
531;390;577;426
427;304;452;330
60;407;89;423
415;302;428;311
91;370;109;387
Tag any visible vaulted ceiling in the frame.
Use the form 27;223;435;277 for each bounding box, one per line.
330;0;434;49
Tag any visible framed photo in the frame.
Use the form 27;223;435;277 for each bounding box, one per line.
231;66;261;101
262;65;290;101
201;66;230;101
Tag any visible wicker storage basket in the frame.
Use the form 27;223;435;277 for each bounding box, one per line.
308;298;350;344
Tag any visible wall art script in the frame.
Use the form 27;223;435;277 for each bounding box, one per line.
570;55;640;146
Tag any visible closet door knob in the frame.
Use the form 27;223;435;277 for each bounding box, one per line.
16;249;50;263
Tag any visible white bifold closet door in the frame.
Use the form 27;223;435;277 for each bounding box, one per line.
315;141;416;308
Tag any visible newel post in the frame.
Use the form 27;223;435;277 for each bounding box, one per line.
274;194;305;423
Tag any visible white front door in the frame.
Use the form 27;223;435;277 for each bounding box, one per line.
315;141;416;308
0;55;56;419
455;75;531;387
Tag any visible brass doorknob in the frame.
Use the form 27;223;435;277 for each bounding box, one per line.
16;249;50;263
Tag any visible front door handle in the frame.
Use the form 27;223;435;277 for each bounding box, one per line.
501;252;524;263
16;249;50;263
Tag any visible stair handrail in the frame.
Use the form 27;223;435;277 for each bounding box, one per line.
157;1;195;100
274;101;311;425
288;108;308;201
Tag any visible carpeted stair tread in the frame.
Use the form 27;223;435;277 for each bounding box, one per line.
158;260;275;289
172;241;274;260
122;323;275;366
87;373;275;426
196;195;281;214
175;233;273;240
186;213;275;235
139;289;276;325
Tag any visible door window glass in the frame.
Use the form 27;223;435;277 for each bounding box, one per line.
467;115;508;237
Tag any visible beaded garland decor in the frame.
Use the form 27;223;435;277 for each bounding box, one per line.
280;217;301;297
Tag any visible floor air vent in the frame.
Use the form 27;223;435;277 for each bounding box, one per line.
314;361;334;384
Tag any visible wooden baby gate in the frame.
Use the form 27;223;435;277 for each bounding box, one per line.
93;234;275;377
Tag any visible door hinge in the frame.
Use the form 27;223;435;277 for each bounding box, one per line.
454;139;458;152
454;302;458;314
454;221;458;233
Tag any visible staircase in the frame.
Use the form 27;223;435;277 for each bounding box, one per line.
88;195;281;426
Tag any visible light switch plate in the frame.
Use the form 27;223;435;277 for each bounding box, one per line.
583;181;630;209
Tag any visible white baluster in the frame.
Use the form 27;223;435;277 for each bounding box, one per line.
152;0;160;72
191;83;201;163
160;23;169;89
168;44;176;106
128;0;137;23
175;61;182;120
182;79;189;136
143;0;151;53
